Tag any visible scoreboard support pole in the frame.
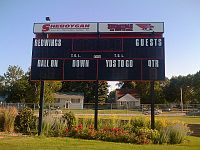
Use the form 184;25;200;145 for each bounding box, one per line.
150;80;155;130
38;81;45;135
94;57;99;130
94;79;99;130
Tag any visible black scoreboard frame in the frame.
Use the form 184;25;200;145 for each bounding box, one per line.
31;22;165;81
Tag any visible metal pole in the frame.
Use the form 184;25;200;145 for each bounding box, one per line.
180;87;183;112
38;80;45;135
94;23;99;130
150;80;155;130
94;79;98;130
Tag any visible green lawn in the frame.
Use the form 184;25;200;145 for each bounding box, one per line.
156;116;200;124
0;136;200;150
62;109;142;114
75;115;200;125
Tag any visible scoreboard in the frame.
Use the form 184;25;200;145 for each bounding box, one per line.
31;22;165;81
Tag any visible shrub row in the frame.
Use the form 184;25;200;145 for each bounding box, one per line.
61;113;189;144
67;125;154;144
0;108;190;144
0;107;37;134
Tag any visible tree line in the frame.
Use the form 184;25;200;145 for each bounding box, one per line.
0;65;108;103
0;65;200;104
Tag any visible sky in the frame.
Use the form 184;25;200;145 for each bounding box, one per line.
0;0;200;90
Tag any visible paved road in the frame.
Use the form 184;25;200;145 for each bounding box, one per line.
36;112;186;117
76;112;186;116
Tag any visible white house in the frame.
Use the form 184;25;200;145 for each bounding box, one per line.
117;94;140;109
54;92;84;109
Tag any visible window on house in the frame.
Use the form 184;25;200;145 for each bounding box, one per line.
55;98;60;103
120;101;124;106
71;98;80;103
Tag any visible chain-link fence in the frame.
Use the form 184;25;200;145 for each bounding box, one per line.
1;102;200;114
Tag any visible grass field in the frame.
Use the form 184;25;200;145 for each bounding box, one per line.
156;116;200;124
0;136;200;150
75;115;200;124
1;113;200;149
42;109;143;115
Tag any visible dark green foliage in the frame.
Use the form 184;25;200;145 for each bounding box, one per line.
14;108;37;135
1;66;61;103
62;111;76;130
61;81;108;103
107;90;116;103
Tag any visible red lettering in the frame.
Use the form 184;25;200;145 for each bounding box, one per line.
71;24;75;28
42;24;50;32
65;24;69;28
42;23;91;31
51;24;56;28
107;24;133;31
60;24;65;28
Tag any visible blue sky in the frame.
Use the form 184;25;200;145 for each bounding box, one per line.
0;0;200;87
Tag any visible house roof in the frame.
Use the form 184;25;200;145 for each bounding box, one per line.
117;94;139;102
54;92;84;99
115;89;140;100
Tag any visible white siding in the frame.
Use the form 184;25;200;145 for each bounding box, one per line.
54;93;84;109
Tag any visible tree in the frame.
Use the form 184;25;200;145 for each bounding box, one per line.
43;81;62;103
120;81;136;89
98;81;108;103
4;65;24;87
162;74;197;104
107;90;116;103
28;80;62;104
191;71;200;103
135;81;150;103
0;75;5;95
4;66;62;103
135;81;166;104
61;81;109;103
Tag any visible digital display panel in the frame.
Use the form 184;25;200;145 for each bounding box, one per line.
31;37;165;81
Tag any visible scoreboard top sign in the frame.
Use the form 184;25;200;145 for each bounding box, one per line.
33;22;164;33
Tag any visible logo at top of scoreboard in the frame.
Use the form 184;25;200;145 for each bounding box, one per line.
107;24;155;31
34;22;164;33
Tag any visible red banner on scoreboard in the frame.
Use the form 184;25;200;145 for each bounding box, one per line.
33;22;164;33
33;23;97;33
99;22;164;33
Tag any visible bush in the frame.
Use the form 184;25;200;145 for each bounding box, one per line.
129;117;150;133
1;107;18;132
82;118;93;129
159;123;189;144
98;119;114;129
66;125;152;144
130;117;150;128
168;124;189;144
0;111;4;131
150;129;160;144
159;127;170;144
67;125;132;143
155;119;168;131
41;115;190;145
43;116;67;137
14;108;37;135
62;111;76;130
